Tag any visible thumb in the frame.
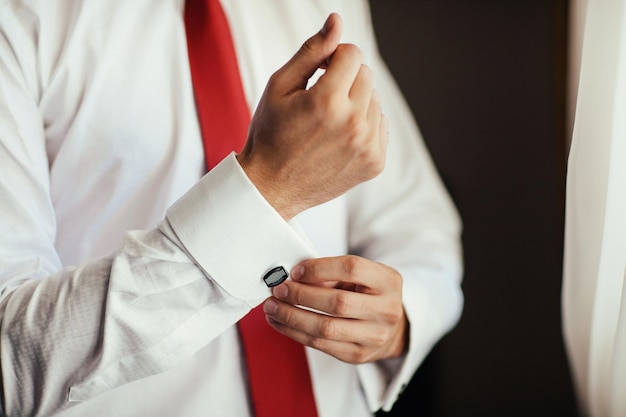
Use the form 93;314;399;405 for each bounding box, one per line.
274;13;342;93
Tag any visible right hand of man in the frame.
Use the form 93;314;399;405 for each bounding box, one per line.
236;13;388;220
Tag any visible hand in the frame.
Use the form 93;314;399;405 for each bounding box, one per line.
262;255;408;364
236;13;388;220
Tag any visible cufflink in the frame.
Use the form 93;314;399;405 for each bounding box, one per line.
263;266;288;287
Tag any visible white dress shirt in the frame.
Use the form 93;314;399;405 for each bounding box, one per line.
563;0;626;416
0;1;463;416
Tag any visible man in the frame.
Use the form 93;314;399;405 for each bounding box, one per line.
0;1;463;416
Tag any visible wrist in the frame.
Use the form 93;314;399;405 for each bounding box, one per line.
236;152;301;220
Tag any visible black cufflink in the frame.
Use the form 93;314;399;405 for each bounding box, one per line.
263;266;288;287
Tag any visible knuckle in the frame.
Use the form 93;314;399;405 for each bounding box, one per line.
343;255;362;277
308;335;325;351
333;292;352;316
326;93;345;114
358;149;385;179
369;330;387;348
300;38;317;57
318;316;337;340
267;72;280;89
389;306;405;323
311;91;341;117
381;300;404;324
306;261;321;281
348;346;370;364
281;305;296;326
266;70;289;94
291;286;305;306
348;116;368;139
346;151;382;180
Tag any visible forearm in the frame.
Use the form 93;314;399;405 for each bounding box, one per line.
0;221;246;417
0;155;319;417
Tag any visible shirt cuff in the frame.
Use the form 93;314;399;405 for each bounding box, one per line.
167;153;317;305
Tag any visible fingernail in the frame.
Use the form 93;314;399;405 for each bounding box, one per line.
273;284;288;299
263;299;278;315
291;265;305;280
320;15;334;35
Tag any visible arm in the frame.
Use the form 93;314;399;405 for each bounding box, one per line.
0;148;315;416
0;11;383;417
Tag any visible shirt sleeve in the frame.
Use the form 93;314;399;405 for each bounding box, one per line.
0;13;316;417
339;0;464;412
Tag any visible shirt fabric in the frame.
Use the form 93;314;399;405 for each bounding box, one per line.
0;1;464;416
563;0;626;416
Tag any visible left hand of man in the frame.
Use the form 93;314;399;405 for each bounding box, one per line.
262;255;408;364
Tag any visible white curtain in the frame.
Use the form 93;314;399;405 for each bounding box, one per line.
563;0;626;416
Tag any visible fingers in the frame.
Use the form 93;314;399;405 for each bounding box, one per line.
271;280;385;321
350;65;370;112
263;300;395;364
240;13;387;220
291;255;402;294
315;44;364;96
273;13;343;93
262;256;408;363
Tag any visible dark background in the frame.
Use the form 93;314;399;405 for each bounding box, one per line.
368;1;578;416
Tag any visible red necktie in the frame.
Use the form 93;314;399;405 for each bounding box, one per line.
184;1;319;416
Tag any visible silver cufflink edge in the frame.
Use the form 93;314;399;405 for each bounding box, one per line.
263;266;288;287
